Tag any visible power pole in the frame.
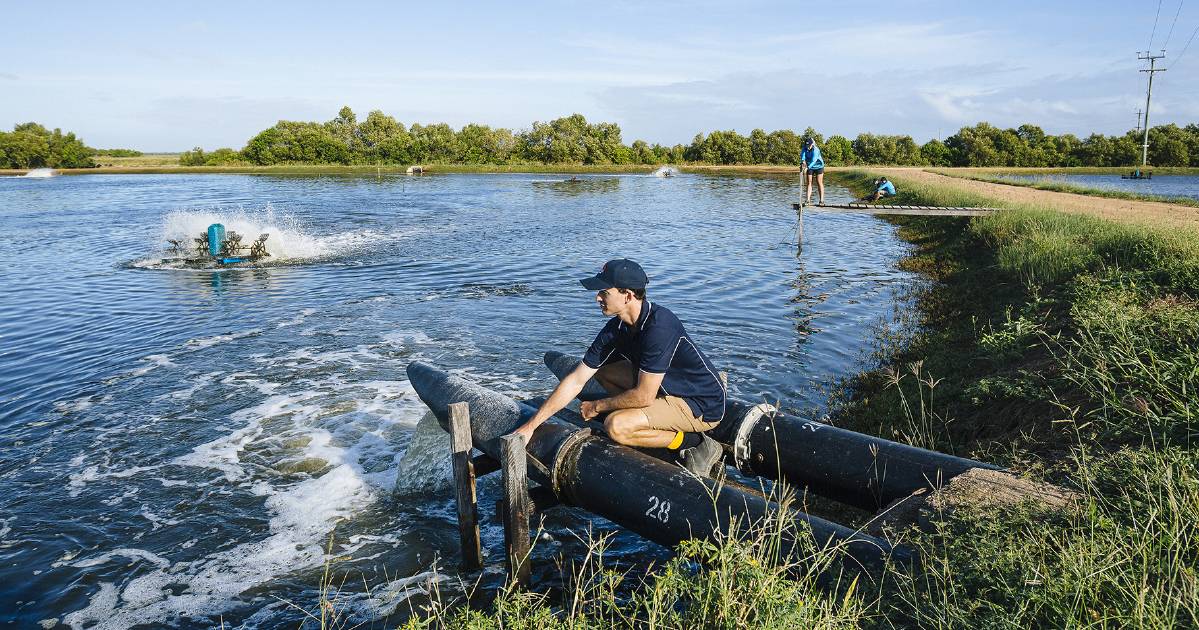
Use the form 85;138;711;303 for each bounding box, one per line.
1138;50;1166;167
1134;108;1143;134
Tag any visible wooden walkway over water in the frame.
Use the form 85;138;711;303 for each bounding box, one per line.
791;203;999;252
792;203;998;217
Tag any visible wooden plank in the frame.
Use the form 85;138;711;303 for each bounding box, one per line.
449;402;483;571
799;204;996;217
472;453;501;476
501;433;532;587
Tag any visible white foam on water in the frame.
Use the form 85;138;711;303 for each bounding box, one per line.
54;394;109;414
70;548;171;570
355;380;416;417
276;307;318;328
22;168;56;178
171;391;321;482
134;206;422;268
62;369;431;628
138;506;180;530
381;330;433;348
103;354;177;385
158;206;329;261
185;329;261;350
220;372;280;396
265;344;393;372
101;486;140;507
156;371;220;402
67;463;162;498
339;569;448;620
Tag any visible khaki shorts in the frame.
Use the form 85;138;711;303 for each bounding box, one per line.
643;395;720;433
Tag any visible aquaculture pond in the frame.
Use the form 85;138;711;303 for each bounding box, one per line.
994;172;1199;201
0;172;919;628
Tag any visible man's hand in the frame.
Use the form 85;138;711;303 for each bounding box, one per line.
580;400;601;420
509;421;537;442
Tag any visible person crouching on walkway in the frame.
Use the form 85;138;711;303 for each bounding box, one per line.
864;177;896;202
802;137;826;205
511;259;727;477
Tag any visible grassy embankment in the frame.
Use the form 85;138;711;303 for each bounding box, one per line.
931;166;1199;208
825;169;1199;627
284;168;1196;628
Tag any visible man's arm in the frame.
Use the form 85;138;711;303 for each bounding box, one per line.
510;361;598;440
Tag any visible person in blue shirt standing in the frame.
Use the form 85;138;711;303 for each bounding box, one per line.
864;177;897;202
801;137;825;205
511;259;727;477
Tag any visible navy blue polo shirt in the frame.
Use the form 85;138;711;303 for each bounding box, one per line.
582;301;726;422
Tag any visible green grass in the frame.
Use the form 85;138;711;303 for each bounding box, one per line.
827;169;1199;627
391;487;876;630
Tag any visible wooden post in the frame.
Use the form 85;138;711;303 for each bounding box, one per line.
798;165;806;205
794;203;804;252
449;402;482;571
500;433;532;587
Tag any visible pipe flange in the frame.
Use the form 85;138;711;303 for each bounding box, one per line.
550;428;593;499
733;403;776;473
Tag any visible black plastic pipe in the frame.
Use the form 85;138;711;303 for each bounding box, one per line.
406;360;901;566
543;351;999;511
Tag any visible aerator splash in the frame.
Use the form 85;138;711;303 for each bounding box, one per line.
165;223;270;266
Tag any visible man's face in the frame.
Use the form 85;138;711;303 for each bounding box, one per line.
595;287;626;316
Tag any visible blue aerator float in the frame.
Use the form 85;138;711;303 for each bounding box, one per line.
165;223;270;266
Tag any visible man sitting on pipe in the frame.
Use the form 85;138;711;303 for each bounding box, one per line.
511;259;727;477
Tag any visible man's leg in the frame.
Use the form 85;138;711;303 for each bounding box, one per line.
604;408;677;447
816;173;825;204
805;172;813;204
604;398;724;477
593;360;636;395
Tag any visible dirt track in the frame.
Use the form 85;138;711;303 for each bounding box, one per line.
876;167;1199;232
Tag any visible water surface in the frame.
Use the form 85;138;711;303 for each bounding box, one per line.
995;172;1199;201
0;172;918;628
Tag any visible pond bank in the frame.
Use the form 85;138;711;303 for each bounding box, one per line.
824;169;1199;627
873;167;1199;230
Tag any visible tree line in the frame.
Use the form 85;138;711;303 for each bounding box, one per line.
0;122;145;169
182;107;1199;168
7;111;1199;169
0;123;97;169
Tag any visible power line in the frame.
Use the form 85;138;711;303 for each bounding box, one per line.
1149;0;1164;49
1172;23;1199;67
1163;0;1185;49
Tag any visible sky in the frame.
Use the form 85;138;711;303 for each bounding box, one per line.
3;0;1199;152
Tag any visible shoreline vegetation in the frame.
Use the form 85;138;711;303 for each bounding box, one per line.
381;170;1197;628
7;108;1199;173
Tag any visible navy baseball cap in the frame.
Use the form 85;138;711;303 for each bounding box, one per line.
580;259;648;290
